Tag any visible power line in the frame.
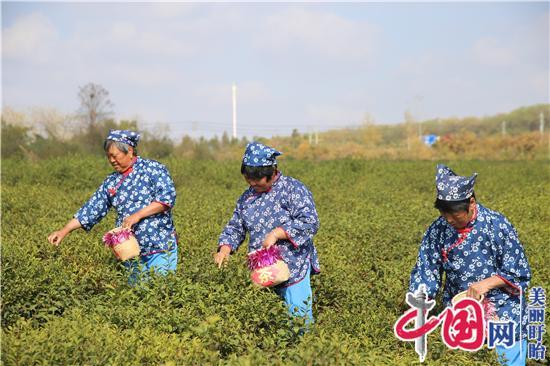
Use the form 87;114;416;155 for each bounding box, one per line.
138;120;350;129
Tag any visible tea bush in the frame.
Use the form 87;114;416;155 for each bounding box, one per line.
2;157;548;365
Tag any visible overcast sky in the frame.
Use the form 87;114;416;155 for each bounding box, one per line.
2;1;549;138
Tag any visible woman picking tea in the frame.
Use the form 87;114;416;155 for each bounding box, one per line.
214;142;320;325
47;129;178;283
409;164;531;365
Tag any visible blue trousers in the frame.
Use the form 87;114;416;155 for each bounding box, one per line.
123;246;178;285
496;339;527;366
274;266;314;326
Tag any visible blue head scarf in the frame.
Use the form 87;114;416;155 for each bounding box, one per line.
242;142;282;167
106;129;141;147
435;164;477;201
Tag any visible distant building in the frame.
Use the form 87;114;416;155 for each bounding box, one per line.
423;134;438;147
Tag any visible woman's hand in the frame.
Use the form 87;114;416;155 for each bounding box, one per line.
467;276;507;300
262;232;278;249
47;219;82;246
262;228;288;249
467;282;488;300
122;213;142;229
214;245;231;269
47;229;68;246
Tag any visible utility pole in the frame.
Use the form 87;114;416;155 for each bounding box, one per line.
540;112;548;159
502;121;507;136
414;94;423;139
232;83;237;139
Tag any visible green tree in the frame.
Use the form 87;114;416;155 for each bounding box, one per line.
1;121;31;158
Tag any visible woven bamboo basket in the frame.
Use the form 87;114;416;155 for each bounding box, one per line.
452;290;499;323
248;247;290;287
103;227;140;261
452;290;484;305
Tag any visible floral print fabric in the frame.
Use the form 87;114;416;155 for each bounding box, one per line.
409;203;531;340
74;157;177;255
106;129;141;147
242;142;282;167
218;173;320;287
436;164;477;201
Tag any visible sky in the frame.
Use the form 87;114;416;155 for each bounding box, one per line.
2;1;549;139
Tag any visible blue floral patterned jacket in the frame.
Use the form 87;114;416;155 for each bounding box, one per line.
74;157;177;256
409;203;531;340
219;172;320;287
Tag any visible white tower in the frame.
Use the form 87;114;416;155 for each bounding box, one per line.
232;83;237;139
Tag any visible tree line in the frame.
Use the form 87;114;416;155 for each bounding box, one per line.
1;83;549;161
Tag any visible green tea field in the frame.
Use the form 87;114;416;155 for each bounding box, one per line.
2;157;549;365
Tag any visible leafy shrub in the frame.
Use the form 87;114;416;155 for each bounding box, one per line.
1;158;548;364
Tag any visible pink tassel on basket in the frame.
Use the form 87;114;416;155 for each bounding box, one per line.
102;228;133;247
247;246;283;270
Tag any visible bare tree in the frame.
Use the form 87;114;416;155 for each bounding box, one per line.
30;107;73;140
77;83;114;130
